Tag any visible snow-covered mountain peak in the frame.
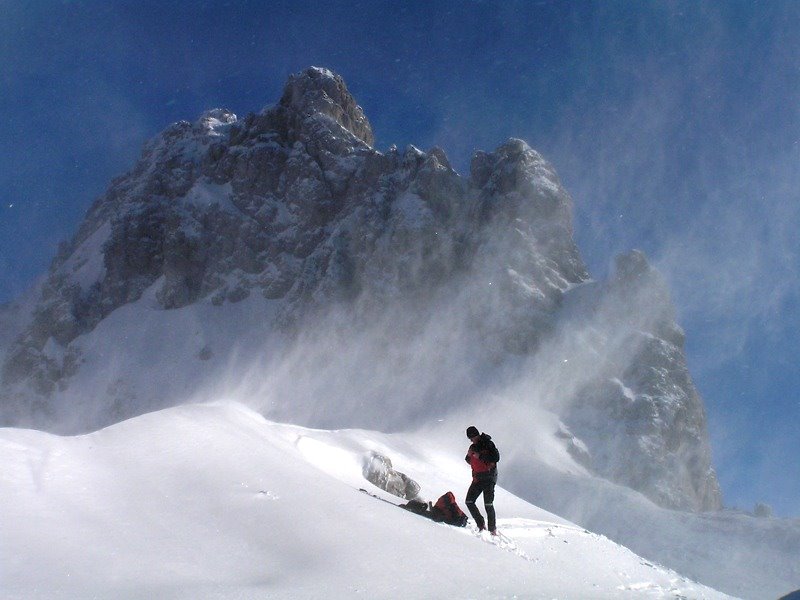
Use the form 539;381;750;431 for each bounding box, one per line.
614;248;655;283
470;137;573;226
278;65;374;147
144;107;236;160
1;66;712;516
607;249;680;340
195;108;238;136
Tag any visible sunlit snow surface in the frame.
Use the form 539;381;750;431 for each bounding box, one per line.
0;402;734;599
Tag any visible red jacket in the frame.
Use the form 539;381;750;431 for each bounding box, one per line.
467;450;495;474
465;433;499;477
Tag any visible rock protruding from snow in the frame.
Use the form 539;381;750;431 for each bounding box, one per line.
362;452;421;500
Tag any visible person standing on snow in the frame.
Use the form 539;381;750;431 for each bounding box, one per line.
464;425;500;534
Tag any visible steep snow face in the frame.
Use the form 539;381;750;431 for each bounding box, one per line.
56;221;111;293
1;67;719;518
0;282;42;348
0;401;736;600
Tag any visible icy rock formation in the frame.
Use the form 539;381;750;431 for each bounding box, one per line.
0;67;721;512
362;452;421;500
279;66;374;147
563;251;722;511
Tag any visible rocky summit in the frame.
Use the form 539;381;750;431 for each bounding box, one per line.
0;67;721;512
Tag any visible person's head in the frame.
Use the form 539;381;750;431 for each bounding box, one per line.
466;426;480;441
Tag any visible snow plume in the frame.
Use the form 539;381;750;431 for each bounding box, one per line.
208;218;673;463
655;150;800;370
539;2;800;361
565;60;800;515
656;151;800;517
198;271;504;433
251;303;483;430
492;280;655;414
515;3;800;517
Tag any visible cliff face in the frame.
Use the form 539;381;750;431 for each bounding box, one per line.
0;67;721;511
563;251;722;511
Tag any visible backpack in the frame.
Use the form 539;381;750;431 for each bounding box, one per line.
480;435;500;464
401;499;431;517
430;491;468;527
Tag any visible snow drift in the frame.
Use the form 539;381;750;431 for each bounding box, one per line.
0;401;733;599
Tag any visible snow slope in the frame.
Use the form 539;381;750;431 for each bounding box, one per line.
506;460;800;600
0;401;733;599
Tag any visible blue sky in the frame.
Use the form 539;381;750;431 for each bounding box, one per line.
2;1;798;516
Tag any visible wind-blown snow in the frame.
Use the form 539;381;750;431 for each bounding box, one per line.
0;402;734;599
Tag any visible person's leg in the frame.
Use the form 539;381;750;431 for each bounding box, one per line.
484;481;496;532
465;481;485;529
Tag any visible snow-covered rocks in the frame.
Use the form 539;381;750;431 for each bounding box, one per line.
279;66;374;147
563;250;721;511
362;451;421;499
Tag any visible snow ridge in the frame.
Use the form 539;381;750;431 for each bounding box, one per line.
0;402;737;599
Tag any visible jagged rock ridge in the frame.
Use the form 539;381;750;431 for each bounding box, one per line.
0;67;721;512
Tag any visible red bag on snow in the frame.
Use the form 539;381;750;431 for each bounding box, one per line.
430;491;468;527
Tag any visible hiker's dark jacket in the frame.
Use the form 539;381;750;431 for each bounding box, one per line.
465;433;499;481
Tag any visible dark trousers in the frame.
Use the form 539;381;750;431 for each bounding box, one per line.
466;474;496;531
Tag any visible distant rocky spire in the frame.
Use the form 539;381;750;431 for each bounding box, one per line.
279;66;374;147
